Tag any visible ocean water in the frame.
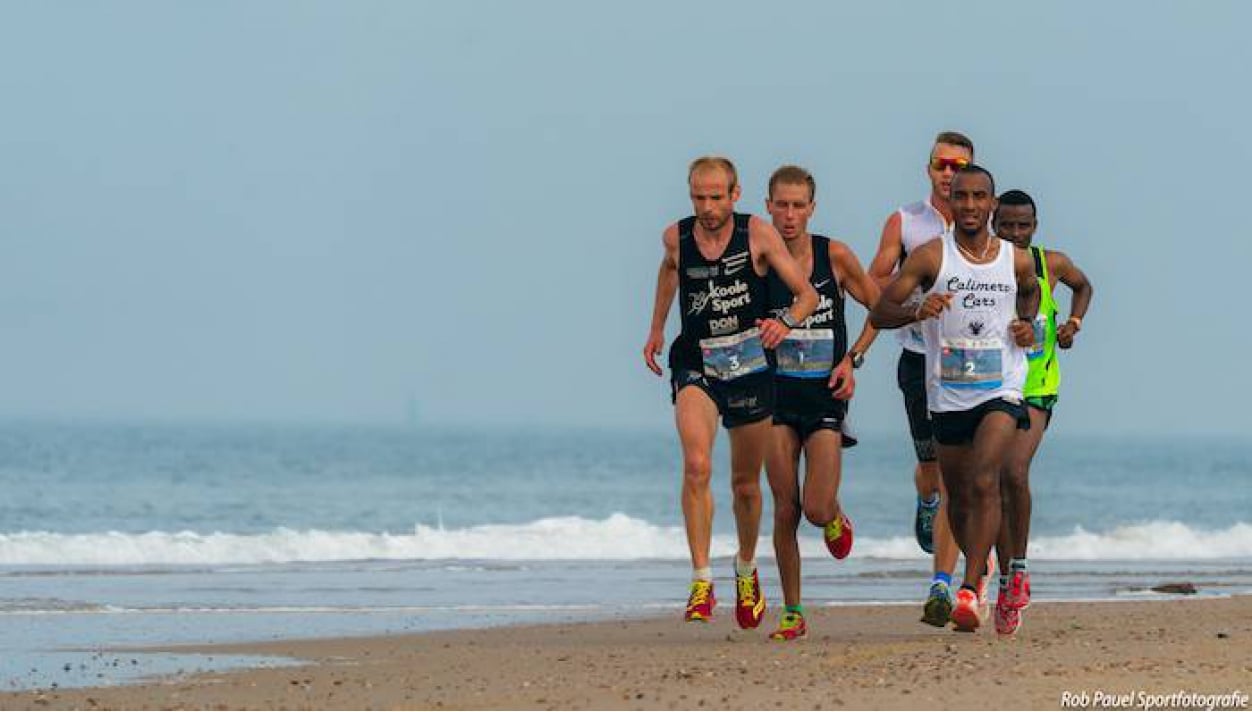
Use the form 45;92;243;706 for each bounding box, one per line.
1;421;1249;689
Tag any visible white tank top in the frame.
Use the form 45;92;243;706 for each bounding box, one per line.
896;199;949;353
922;234;1027;413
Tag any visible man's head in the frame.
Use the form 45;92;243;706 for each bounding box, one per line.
927;131;975;202
994;190;1038;249
949;164;996;238
688;156;740;233
765;165;816;242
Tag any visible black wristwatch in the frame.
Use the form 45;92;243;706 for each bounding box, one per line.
849;350;865;369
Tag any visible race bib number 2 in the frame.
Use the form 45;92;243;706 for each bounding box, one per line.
940;338;1003;390
700;328;768;381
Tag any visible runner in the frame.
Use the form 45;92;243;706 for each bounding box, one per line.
866;130;974;625
991;189;1095;635
759;165;880;641
870;165;1038;632
643;156;818;628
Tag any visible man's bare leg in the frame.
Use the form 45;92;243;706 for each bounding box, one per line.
765;426;804;608
675;387;720;571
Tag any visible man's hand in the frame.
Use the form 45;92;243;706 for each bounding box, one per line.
643;330;665;376
1057;318;1080;349
829;355;855;400
756;318;791;350
915;292;953;320
1010;319;1034;348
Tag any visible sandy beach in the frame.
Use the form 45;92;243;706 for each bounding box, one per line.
1;596;1248;710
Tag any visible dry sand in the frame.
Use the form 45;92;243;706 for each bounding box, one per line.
2;596;1249;710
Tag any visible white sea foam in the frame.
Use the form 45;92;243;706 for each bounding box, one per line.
1;515;1249;565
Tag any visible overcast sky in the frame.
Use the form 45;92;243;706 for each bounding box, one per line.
2;1;1249;437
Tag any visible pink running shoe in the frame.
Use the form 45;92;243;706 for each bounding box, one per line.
1004;570;1031;610
994;587;1022;635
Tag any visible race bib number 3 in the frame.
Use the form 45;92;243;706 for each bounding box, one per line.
940;338;1003;390
700;328;768;381
776;328;835;379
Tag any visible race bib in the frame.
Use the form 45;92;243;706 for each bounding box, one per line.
940;337;1003;390
776;328;834;379
700;328;768;381
1025;315;1047;360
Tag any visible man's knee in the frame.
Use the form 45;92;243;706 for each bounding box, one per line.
683;452;712;489
1002;460;1030;492
774;499;801;527
731;474;762;502
803;504;836;528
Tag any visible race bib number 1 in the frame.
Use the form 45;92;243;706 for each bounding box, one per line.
700;328;768;381
776;328;834;379
940;338;1003;390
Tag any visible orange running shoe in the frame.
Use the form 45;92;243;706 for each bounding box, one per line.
950;586;982;632
823;511;854;560
769;610;807;641
734;568;766;629
685;580;716;622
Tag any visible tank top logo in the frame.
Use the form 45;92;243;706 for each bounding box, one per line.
946;275;1013;309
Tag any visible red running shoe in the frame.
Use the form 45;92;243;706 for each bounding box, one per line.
823;511;854;560
734;568;766;629
950;586;982;632
685;580;716;622
1004;570;1031;610
769;610;807;641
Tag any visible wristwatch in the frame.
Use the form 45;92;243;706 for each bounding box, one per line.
779;312;799;329
849;350;865;369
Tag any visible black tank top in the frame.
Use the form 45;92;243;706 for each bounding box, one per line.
767;234;848;366
670;213;769;369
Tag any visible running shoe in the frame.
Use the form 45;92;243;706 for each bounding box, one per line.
915;496;939;554
684;580;716;622
1004;569;1031;610
823;511;854;560
920;581;953;627
976;554;995;617
994;587;1022;636
734;568;766;629
950;586;982;632
769;610;807;641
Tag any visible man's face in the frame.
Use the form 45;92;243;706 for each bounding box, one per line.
927;142;974;201
765;182;815;242
689;168;740;233
949;171;995;235
994;204;1037;249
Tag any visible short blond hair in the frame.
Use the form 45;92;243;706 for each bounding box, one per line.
687;156;738;191
768;165;815;202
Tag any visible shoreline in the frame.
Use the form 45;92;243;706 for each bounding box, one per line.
1;595;1248;710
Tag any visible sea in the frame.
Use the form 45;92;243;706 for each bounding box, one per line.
1;421;1249;690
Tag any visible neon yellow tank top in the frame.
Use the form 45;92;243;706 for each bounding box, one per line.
1024;246;1061;397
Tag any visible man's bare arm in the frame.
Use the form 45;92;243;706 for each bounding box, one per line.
750;217;818;349
829;240;880;355
642;226;679;376
866;212;903;288
1049;250;1093;348
870;241;945;329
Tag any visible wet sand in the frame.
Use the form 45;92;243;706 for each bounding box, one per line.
2;596;1249;710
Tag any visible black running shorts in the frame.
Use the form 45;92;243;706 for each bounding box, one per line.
931;397;1031;446
897;350;937;462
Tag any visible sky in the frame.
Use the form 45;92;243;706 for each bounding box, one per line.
1;1;1250;436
